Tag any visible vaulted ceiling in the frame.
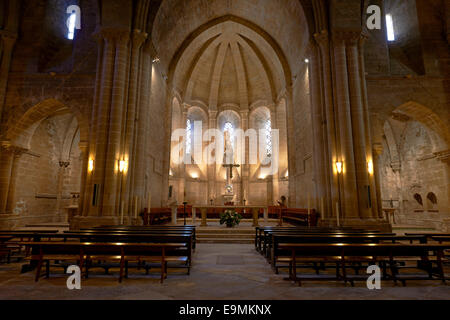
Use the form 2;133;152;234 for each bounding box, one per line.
172;20;288;112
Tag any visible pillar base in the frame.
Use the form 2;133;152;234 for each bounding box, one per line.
443;219;450;232
70;216;122;230
318;218;392;232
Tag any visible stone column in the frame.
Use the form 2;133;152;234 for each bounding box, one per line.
122;30;147;214
207;110;218;202
90;29;117;217
102;31;130;216
372;143;384;219
332;33;359;219
179;107;188;202
5;146;26;213
314;31;339;220
78;142;89;217
0;33;17;125
239;110;249;204
0;143;15;213
346;33;372;219
133;38;153;214
270;108;279;205
56;161;70;219
309;43;326;214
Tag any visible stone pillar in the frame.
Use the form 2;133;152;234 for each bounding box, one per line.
270;108;279;205
207;110;218;202
133;38;153;214
332;34;359;219
5;146;26;213
90;29;117;217
372;143;384;219
314;31;339;220
346;34;372;219
0;143;15;213
309;43;327;214
102;31;130;216
239;110;249;204
78;142;89;217
56;161;70;219
0;33;17;124
122;30;147;215
179;108;188;202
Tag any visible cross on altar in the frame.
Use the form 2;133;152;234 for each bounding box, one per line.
223;163;240;180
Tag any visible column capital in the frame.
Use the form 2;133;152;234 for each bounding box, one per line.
132;29;148;49
372;143;383;156
94;28;130;46
313;30;330;48
1;141;27;156
332;30;364;46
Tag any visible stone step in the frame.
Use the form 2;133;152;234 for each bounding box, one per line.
197;238;254;244
197;233;253;239
196;229;254;235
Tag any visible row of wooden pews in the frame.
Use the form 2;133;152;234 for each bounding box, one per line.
0;226;195;283
255;227;450;286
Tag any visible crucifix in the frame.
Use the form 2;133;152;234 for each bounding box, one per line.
223;163;240;195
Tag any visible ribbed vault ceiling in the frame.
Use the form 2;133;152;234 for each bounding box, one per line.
173;21;287;111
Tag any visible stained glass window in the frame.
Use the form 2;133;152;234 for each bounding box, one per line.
265;119;272;156
186;119;192;154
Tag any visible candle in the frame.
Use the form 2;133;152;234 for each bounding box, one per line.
120;201;124;225
336;202;340;227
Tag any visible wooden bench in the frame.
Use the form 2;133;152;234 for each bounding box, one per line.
281;208;318;226
21;241;187;283
278;243;450;286
269;233;422;272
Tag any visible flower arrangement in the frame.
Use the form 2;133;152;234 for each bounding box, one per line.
220;210;242;228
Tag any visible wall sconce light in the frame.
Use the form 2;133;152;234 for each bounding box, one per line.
259;174;267;180
119;160;128;173
304;58;309;63
169;169;174;177
367;160;374;175
335;161;343;174
88;159;94;172
152;57;160;63
190;172;199;179
285;170;289;178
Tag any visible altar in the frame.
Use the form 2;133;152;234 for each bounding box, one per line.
192;205;269;227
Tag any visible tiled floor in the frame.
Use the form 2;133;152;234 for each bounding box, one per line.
0;243;449;300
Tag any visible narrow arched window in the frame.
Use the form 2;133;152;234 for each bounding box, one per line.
386;14;395;41
186;119;192;155
224;121;234;149
265;119;272;157
67;10;77;40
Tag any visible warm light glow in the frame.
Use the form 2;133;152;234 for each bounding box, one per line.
119;160;128;173
367;160;374;175
88;159;94;172
169;169;174;176
191;172;199;179
304;58;309;63
152;57;160;63
386;14;395;41
285;170;289;178
259;174;266;180
335;161;343;174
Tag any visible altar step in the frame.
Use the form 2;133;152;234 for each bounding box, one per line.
196;228;254;244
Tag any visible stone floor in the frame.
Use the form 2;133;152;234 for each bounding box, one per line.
0;243;449;300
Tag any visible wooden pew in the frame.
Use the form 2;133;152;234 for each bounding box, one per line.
278;243;450;286
0;236;13;263
269;233;418;272
22;241;187;283
281;208;319;226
